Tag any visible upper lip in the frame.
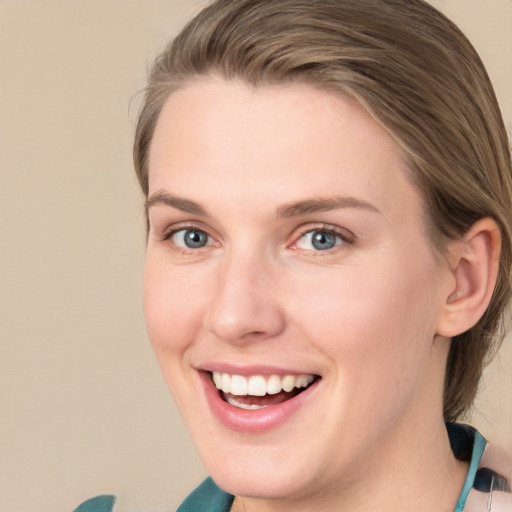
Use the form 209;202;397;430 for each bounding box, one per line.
196;362;320;378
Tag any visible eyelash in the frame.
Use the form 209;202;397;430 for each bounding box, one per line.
161;225;214;249
291;224;354;252
160;224;354;254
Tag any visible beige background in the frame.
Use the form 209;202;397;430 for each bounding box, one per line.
0;1;510;511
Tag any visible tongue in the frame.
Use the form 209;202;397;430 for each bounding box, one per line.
222;389;300;407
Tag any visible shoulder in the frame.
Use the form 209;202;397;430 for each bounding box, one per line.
72;495;116;512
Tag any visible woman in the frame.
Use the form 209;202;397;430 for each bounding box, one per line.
75;0;512;510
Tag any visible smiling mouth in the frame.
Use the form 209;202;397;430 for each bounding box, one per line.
210;371;320;410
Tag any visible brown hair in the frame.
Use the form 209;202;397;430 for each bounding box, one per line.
134;0;512;421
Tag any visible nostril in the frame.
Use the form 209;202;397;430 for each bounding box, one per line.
204;307;285;344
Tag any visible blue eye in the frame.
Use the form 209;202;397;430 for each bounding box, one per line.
296;230;343;251
171;228;210;249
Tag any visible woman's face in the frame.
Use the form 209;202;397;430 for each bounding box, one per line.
144;79;453;502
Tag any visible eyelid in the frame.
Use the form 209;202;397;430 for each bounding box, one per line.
155;220;218;248
160;225;220;256
160;221;211;241
289;223;355;250
170;227;216;249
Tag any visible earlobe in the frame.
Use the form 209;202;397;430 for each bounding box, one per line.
436;218;501;338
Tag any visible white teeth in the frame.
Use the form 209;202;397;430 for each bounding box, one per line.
266;374;282;395
212;372;222;389
231;375;247;395
282;375;295;392
297;375;308;388
247;375;267;396
226;396;269;410
298;375;313;388
221;373;231;393
211;371;316;397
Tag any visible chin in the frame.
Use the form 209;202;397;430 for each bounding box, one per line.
192;430;332;502
211;462;314;501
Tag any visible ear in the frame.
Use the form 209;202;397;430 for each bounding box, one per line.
436;218;501;338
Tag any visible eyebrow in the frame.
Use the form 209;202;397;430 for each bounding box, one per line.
145;191;381;218
275;196;381;218
145;190;207;216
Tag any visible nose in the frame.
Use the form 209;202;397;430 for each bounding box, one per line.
203;253;286;344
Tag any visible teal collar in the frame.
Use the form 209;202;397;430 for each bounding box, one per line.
177;477;234;512
449;424;487;512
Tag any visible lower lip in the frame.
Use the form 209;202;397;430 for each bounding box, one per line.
198;371;320;433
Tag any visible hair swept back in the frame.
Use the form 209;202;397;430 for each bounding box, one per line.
134;0;512;421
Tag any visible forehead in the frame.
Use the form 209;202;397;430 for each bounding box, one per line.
148;78;422;221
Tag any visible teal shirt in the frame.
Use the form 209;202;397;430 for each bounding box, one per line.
451;425;486;512
72;424;495;512
72;495;116;512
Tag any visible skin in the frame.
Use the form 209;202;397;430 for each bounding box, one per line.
144;78;471;512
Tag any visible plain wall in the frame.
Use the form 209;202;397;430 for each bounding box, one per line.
0;1;510;511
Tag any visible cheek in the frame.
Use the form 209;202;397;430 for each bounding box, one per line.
143;258;211;419
288;250;440;379
143;257;205;359
288;253;441;447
